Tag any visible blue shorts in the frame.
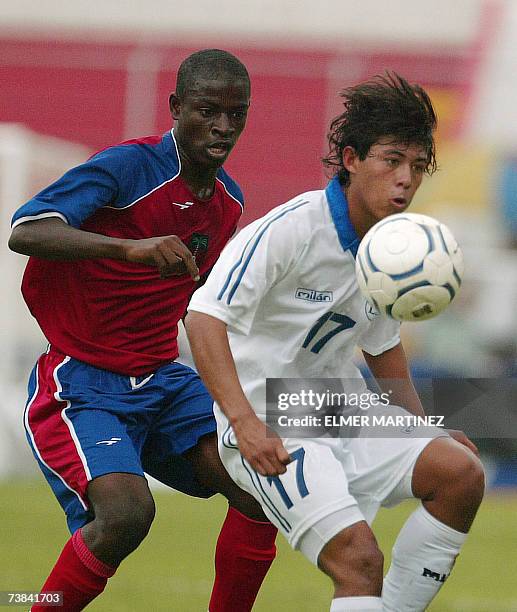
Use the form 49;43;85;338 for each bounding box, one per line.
24;346;217;533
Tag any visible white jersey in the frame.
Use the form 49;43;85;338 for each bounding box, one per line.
188;176;400;418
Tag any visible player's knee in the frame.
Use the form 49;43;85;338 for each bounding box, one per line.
87;474;156;547
96;495;155;546
338;541;383;590
445;451;485;509
328;546;383;593
319;522;383;593
415;439;485;510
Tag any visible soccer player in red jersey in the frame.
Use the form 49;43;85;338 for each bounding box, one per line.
9;49;277;611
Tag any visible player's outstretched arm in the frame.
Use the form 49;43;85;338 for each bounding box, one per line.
363;342;426;417
363;342;480;455
8;217;199;280
185;311;291;476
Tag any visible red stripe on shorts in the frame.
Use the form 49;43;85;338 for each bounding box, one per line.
26;349;90;508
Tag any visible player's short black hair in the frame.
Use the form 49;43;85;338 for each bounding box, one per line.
322;72;437;185
176;49;250;98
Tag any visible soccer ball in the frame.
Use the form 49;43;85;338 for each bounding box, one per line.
355;213;464;322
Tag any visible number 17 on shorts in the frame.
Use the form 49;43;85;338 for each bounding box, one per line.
233;438;358;550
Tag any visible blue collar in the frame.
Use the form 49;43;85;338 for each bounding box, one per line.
325;175;360;257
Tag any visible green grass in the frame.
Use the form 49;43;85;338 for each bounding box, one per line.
1;480;516;611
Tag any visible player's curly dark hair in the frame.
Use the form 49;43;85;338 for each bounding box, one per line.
322;72;437;186
176;49;250;98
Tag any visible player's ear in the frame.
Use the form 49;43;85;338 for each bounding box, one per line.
342;146;359;175
169;93;181;120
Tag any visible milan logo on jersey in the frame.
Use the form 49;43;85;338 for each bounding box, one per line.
295;288;333;302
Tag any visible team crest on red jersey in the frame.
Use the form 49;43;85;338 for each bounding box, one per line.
189;233;210;264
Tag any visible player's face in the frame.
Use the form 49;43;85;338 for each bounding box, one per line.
170;76;250;171
343;138;429;236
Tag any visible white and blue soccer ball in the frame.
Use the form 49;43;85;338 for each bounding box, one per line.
355;213;464;322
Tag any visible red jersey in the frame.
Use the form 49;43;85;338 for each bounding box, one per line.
12;131;243;375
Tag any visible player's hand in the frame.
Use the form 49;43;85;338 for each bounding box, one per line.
447;429;480;457
233;415;292;477
123;235;200;280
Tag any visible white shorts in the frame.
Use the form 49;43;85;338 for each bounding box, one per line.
216;404;449;565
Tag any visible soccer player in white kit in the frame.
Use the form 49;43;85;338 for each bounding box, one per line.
185;73;485;611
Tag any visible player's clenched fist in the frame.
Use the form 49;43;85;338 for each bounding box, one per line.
233;415;291;477
123;235;200;280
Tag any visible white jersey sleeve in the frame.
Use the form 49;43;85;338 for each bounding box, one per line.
189;200;305;334
356;315;401;356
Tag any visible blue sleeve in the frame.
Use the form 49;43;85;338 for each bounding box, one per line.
11;146;128;228
216;167;244;209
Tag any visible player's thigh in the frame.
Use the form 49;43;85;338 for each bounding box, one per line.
346;408;449;518
24;352;146;532
144;362;216;457
142;362;218;497
219;431;361;553
183;433;264;516
27;408;145;533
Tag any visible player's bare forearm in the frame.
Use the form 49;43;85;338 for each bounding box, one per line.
364;345;480;455
185;311;291;475
9;218;127;260
362;342;425;417
185;311;255;423
9;218;199;279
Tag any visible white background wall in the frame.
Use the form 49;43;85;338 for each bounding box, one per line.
1;0;483;45
469;0;517;148
4;0;517;145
